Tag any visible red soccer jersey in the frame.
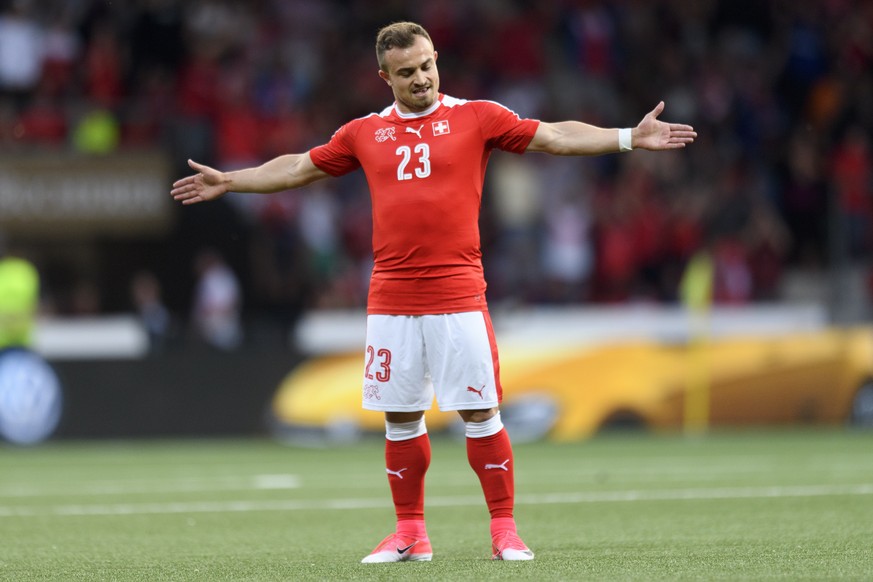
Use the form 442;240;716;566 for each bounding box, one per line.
309;94;540;315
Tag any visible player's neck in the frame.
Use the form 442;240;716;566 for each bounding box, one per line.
394;95;442;119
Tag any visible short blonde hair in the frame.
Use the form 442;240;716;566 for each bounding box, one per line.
375;22;433;71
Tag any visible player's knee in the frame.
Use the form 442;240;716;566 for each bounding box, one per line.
385;410;425;424
457;407;497;424
462;409;504;438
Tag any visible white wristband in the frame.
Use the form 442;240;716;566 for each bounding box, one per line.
618;128;633;152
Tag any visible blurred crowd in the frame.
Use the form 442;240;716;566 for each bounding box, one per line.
1;0;871;345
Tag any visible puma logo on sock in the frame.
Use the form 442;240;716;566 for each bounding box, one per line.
386;467;408;479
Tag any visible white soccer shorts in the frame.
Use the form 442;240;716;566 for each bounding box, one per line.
362;311;503;412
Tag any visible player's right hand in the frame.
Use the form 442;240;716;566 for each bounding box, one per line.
170;159;228;205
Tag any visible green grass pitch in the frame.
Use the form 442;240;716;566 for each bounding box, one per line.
1;428;872;581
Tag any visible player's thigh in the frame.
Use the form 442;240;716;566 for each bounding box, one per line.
363;315;433;411
422;311;501;411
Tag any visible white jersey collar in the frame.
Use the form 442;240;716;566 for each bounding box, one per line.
392;95;443;119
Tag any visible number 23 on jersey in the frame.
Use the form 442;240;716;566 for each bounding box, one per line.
396;144;430;181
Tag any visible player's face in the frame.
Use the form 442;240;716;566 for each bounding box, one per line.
378;35;440;114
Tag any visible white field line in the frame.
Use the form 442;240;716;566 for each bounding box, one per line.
0;483;871;518
0;474;301;498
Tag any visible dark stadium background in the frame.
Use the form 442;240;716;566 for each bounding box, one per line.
1;0;870;438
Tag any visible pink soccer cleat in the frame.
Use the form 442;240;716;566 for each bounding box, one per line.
361;532;433;563
491;529;534;561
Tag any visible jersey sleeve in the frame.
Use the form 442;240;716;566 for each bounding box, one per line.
474;101;540;154
309;120;362;177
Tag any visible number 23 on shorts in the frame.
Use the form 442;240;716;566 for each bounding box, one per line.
365;345;392;382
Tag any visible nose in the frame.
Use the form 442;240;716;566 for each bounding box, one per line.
412;69;426;86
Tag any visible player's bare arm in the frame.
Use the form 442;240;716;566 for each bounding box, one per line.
526;101;696;156
170;154;330;205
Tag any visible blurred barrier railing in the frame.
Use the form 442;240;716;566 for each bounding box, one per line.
0;152;173;237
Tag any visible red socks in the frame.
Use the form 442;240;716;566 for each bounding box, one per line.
384;424;516;538
466;427;515;519
385;433;431;522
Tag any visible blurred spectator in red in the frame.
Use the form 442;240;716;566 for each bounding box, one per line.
780;131;828;266
214;64;262;168
744;198;791;301
487;4;548;81
712;237;752;304
831;126;872;257
120;68;175;148
40;10;80;98
176;48;220;121
666;189;706;264
171;47;221;167
620;159;668;300
83;18;124;109
591;183;638;303
564;0;618;79
16;88;66;146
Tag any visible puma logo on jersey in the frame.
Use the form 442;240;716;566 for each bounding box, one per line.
484;459;510;471
375;127;397;142
467;385;485;399
386;467;407;479
405;125;424;139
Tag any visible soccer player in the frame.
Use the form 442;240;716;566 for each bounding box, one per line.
171;21;696;562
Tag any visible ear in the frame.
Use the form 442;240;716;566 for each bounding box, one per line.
434;50;438;62
378;69;391;85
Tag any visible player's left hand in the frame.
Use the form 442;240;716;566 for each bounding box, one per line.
633;101;696;150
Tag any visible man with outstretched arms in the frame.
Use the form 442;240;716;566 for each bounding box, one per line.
171;21;695;563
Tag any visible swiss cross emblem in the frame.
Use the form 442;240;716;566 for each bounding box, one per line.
375;127;396;142
432;120;450;136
